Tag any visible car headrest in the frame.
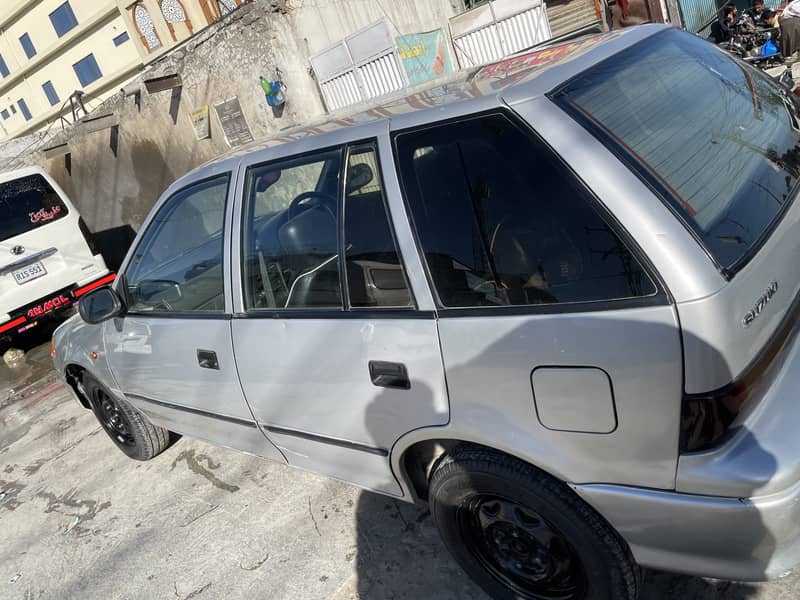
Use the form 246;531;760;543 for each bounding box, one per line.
278;205;337;256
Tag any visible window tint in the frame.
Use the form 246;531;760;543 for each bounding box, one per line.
124;175;229;313
19;33;36;59
17;98;31;121
344;146;412;307
0;175;68;242
42;81;59;106
394;114;656;308
73;54;102;87
0;54;9;78
10;105;16;114
50;2;78;37
1;110;8;120
554;29;800;272
113;32;130;46
242;150;342;310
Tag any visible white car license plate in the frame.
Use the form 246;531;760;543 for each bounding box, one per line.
13;262;47;285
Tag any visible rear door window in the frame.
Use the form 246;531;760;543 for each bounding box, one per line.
0;174;68;242
394;113;656;308
552;28;800;273
241;150;343;310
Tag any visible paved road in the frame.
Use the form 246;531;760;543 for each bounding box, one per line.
1;340;799;600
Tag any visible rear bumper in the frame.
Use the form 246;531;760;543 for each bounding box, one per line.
574;480;800;581
0;272;115;335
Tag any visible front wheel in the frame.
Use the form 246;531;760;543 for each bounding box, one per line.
83;375;170;461
429;446;639;600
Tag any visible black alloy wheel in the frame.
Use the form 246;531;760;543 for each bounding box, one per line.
82;374;171;461
93;387;136;447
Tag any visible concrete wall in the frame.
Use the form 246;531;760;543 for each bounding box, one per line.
0;0;463;257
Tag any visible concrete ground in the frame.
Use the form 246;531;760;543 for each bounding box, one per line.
1;338;800;600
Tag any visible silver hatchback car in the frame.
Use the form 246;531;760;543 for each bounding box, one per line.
53;24;800;599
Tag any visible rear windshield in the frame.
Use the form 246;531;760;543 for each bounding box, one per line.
0;174;68;242
552;28;800;273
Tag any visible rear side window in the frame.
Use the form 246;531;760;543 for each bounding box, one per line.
0;174;68;243
394;113;656;308
124;175;229;313
553;28;800;272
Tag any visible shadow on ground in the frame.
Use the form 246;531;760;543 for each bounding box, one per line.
352;489;765;599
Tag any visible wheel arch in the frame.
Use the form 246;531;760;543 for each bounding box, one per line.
392;431;568;503
64;363;91;409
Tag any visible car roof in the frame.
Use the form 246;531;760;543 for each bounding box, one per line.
171;24;666;191
0;165;48;185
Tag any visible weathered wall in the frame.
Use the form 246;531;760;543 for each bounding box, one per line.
1;0;462;244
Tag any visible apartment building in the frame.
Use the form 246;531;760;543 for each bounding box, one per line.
0;0;246;140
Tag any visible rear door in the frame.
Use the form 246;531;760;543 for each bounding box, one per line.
0;172;104;324
392;112;684;489
230;137;448;497
103;171;284;462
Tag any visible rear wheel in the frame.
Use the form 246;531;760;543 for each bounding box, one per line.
83;374;169;461
429;446;639;600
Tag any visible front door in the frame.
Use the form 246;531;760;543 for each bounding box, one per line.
104;172;283;462
230;141;448;496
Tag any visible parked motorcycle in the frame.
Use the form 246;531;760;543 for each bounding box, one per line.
717;21;782;67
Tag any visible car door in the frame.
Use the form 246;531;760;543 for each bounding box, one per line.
230;135;448;496
103;170;284;462
392;112;684;490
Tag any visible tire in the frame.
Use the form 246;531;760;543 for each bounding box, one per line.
83;374;169;461
428;446;639;600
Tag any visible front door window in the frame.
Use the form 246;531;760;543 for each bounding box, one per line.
124;174;229;313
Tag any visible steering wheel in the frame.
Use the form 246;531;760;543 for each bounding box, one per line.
288;191;337;221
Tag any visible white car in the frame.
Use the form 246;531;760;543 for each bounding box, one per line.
0;166;112;340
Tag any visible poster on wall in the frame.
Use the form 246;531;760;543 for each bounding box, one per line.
190;105;210;140
396;29;454;86
213;97;254;147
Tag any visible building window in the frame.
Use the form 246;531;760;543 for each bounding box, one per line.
42;81;60;106
1;110;8;120
19;33;36;59
17;98;32;121
160;0;193;41
0;54;8;78
49;2;79;37
133;4;162;52
113;31;130;46
73;53;102;87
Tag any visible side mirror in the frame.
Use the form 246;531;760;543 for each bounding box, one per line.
78;287;124;324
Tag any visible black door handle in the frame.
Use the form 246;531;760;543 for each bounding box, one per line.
197;349;219;370
369;361;410;389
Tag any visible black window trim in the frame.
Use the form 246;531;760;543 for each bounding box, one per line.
390;108;672;318
121;172;232;318
239;138;420;318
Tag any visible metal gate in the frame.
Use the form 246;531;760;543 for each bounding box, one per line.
450;0;552;68
310;19;407;112
679;0;720;33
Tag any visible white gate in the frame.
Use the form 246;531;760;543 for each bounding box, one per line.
310;19;407;112
450;0;552;68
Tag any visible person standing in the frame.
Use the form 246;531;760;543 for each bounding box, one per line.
780;0;800;60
